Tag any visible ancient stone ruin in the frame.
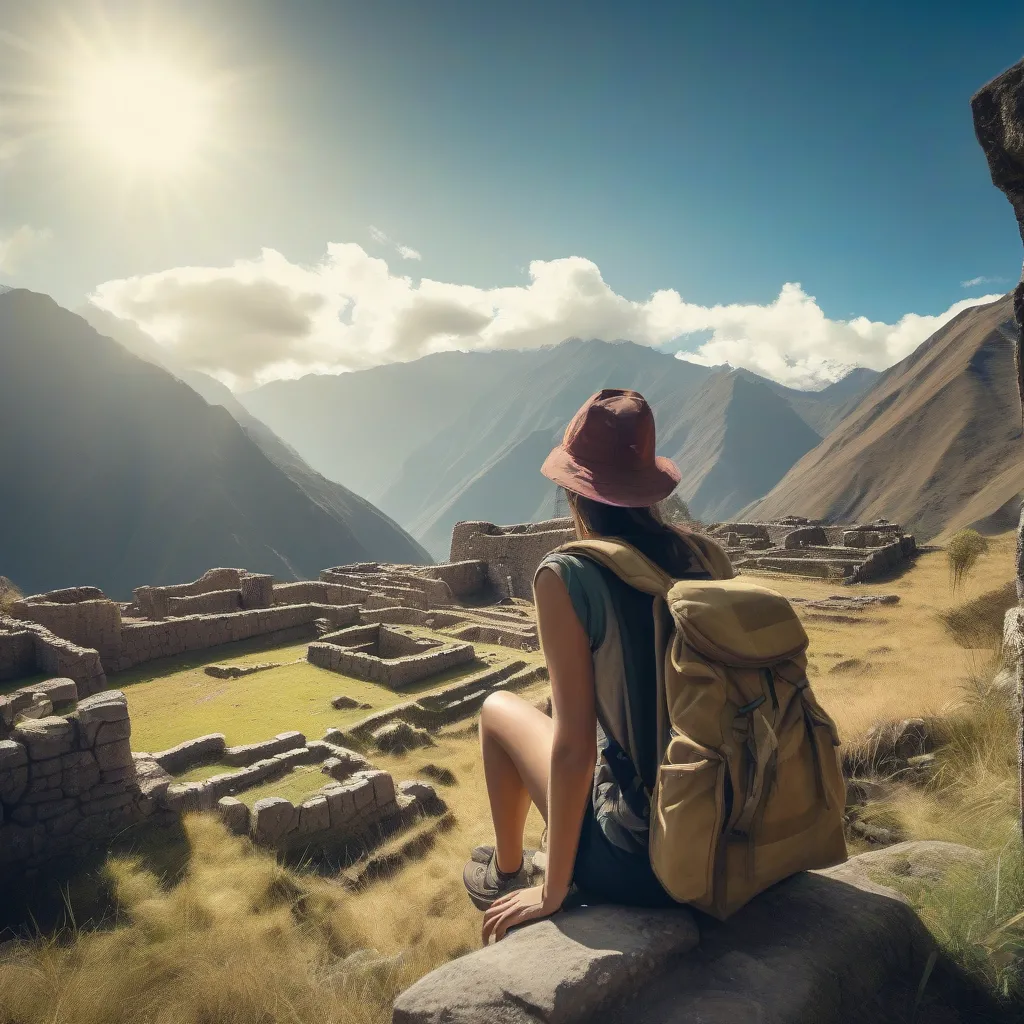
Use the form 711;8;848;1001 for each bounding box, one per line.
449;515;917;591
308;623;476;688
705;516;917;581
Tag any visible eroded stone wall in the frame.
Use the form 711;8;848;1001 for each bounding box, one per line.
166;590;242;617
449;519;576;600
9;593;122;665
0;690;146;872
115;603;360;671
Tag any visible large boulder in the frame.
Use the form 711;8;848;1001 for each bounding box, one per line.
391;843;999;1024
972;57;1024;429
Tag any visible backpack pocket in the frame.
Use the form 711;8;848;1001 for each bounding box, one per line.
649;732;727;904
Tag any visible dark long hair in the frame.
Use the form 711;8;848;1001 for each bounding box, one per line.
566;490;694;577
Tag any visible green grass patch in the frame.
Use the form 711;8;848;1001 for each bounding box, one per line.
118;628;540;753
235;764;332;809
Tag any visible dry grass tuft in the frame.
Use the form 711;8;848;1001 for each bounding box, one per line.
939;582;1018;650
0;576;21;615
0;814;448;1024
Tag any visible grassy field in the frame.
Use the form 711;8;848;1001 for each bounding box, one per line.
0;536;1020;1023
118;633;544;753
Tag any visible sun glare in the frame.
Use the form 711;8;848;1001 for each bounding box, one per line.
72;57;212;174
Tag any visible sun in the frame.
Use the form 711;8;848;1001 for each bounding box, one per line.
71;56;212;174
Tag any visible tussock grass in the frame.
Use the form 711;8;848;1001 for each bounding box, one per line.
940;582;1019;650
0;576;20;615
948;529;991;594
0;815;442;1024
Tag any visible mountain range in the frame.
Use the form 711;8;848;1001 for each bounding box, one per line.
240;339;877;558
0;290;428;599
745;294;1023;541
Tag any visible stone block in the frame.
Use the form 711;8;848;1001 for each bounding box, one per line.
217;796;250;835
95;738;133;771
251;797;298;845
0;739;28;771
100;765;135;784
82;792;135;815
16;695;54;722
297;795;330;834
45;807;82;836
36;797;78;822
222;731;305;767
31;755;63;778
10;805;37;825
323;784;356;828
369;770;396;807
391;905;700;1024
350;774;375;810
150;733;225;775
12;716;75;760
132;755;171;800
0;765;29;805
0;692;35;730
75;691;129;746
95;718;132;745
19;678;77;705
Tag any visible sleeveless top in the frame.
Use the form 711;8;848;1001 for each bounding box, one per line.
536;549;713;857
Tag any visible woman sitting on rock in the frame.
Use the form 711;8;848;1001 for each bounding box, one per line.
462;388;733;941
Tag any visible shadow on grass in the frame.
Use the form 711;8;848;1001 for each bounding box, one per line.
0;816;193;941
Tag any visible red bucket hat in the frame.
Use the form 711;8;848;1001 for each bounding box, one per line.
540;388;681;507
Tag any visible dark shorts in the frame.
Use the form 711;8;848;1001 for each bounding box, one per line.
570;801;678;909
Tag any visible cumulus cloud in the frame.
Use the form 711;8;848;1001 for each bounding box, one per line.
0;224;52;274
369;224;421;261
88;243;1005;390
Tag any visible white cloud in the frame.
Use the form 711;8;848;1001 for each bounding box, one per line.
0;224;52;274
88;243;1006;390
369;225;421;261
961;274;1007;288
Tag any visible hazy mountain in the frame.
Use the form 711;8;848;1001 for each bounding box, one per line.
0;290;427;599
241;338;876;559
734;366;881;436
745;295;1023;541
240;348;536;503
657;369;823;523
81;307;431;566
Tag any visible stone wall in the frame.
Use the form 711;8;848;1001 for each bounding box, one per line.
273;581;371;606
0;630;36;682
0;616;107;696
0;690;146;873
133;568;246;619
219;769;442;858
9;592;123;665
166;590;242;617
307;626;476;689
449;519;576;600
418;560;489;599
115;602;360;672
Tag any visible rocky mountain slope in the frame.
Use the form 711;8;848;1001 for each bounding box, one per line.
745;294;1023;541
240;339;876;559
0;290;428;598
81;307;431;567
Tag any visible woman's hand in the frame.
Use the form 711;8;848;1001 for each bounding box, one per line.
481;884;565;943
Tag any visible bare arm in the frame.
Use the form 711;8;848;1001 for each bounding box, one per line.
534;565;598;908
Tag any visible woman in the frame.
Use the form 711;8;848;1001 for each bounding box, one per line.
462;388;733;943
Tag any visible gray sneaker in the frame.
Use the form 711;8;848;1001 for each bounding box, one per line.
463;850;532;910
471;844;539;866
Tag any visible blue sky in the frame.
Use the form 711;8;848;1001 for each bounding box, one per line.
1;0;1022;388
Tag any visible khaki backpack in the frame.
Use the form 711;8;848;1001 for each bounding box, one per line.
554;532;847;920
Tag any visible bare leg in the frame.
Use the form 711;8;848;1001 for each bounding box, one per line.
479;691;554;874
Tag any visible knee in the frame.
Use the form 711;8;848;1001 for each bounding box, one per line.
479;690;518;734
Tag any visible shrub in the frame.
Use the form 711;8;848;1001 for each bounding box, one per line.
948;530;991;593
